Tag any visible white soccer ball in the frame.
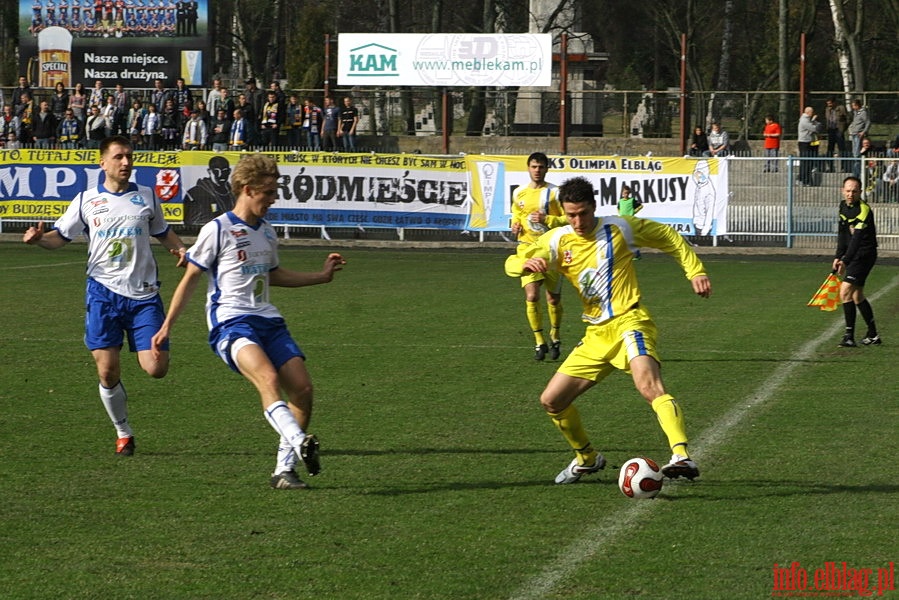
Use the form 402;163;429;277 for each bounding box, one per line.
618;457;664;499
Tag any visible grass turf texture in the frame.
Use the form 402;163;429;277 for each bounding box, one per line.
1;243;897;599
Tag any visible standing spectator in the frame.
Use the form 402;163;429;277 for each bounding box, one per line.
848;98;871;162
69;82;88;122
882;161;899;203
210;85;233;117
209;108;231;152
127;100;147;148
12;76;33;114
229;107;250;150
797;106;819;186
887;133;899;158
1;104;23;146
16;94;35;144
160;98;181;150
150;153;343;489
101;95;119;137
244;77;264;121
259;90;282;148
688;125;708;157
703;121;729;158
88;79;106;110
141;103;161;150
303;97;323;151
762;114;781;173
22;135;188;457
235;93;258;146
50;82;70;121
31;101;59;148
113;83;129;135
57;109;84;149
269;80;286;106
322;96;339;151
824;97;849;172
85;105;107;149
338;96;359;151
833;176;880;347
284;94;303;149
181;108;206;150
172;77;193;114
150;78;170;112
205;78;223;110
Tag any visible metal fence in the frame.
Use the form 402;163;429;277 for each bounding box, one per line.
5;87;899;144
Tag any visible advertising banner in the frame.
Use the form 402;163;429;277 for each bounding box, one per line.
19;0;210;88
465;155;730;236
337;33;552;87
0;148;182;221
2;150;728;237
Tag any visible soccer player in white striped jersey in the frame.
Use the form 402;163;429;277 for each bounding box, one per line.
151;153;346;489
505;176;712;484
23;135;188;456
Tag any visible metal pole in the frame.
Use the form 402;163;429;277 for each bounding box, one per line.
559;33;568;154
324;34;331;99
679;33;687;156
799;33;806;113
442;89;449;154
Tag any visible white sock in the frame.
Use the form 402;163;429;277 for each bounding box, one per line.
99;381;133;438
274;435;299;475
263;400;306;458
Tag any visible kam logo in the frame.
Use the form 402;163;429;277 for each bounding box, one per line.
348;43;398;77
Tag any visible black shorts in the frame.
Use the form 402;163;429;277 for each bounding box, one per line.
844;253;877;287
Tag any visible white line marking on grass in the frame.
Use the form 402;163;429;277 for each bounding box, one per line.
0;261;85;270
510;274;899;600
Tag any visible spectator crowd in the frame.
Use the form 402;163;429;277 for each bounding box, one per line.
1;75;361;153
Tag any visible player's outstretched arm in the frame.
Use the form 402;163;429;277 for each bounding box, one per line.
151;263;204;360
22;221;67;249
691;275;712;298
157;228;188;267
269;253;347;288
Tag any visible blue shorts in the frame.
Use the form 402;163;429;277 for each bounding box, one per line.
84;278;168;352
209;315;305;374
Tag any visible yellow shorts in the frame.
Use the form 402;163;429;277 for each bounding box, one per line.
520;269;563;293
558;305;659;382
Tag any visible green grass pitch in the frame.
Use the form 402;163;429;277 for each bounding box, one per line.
1;242;897;599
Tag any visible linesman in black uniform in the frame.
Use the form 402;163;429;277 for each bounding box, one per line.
832;176;881;347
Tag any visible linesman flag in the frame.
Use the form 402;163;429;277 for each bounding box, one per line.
807;272;841;311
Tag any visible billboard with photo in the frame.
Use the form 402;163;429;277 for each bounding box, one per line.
18;0;210;89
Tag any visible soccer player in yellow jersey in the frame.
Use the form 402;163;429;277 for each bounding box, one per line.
510;152;566;360
505;176;712;483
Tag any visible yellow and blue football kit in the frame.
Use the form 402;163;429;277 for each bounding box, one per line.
511;183;566;352
506;215;707;466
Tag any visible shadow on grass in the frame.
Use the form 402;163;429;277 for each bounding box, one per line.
664;478;899;500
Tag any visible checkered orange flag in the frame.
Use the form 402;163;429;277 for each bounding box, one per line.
807;272;841;311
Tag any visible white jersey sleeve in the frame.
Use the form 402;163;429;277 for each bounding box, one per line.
53;182;169;300
188;212;283;330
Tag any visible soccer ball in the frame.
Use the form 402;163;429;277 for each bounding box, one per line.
618;457;664;499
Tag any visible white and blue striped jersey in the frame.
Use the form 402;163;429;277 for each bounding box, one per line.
53;182;170;300
187;212;283;330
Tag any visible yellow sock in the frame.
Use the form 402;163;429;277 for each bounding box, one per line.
547;302;562;342
651;394;690;457
526;301;545;345
549;404;596;465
